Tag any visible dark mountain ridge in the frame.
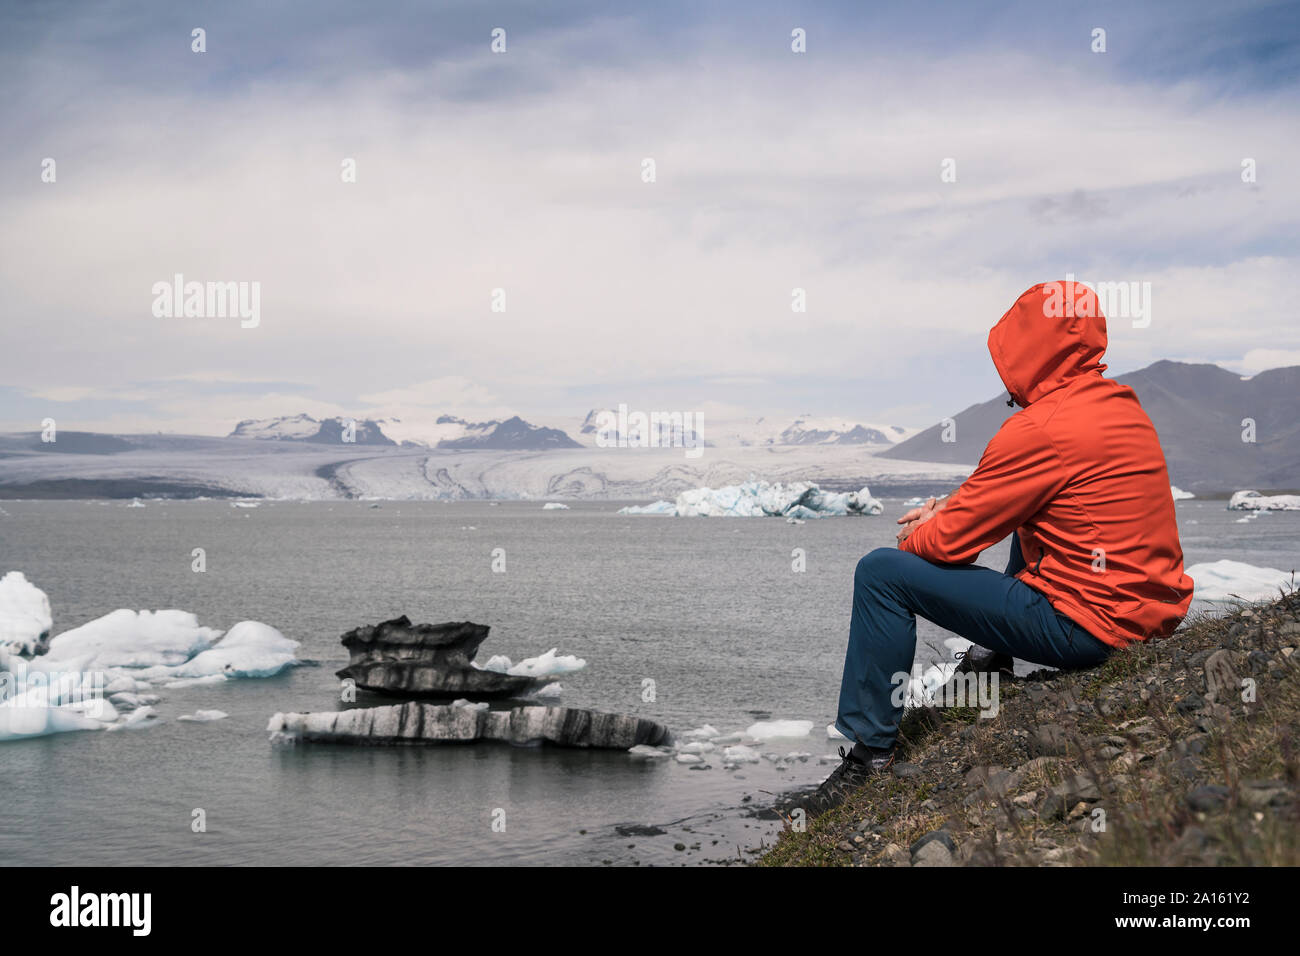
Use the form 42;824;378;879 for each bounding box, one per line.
881;360;1300;493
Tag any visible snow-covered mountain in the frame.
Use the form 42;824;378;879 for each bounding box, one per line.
577;409;709;449
775;417;914;446
229;415;394;445
573;409;914;449
375;415;497;448
229;410;914;453
229;414;580;450
703;415;916;448
439;416;582;450
228;414;321;440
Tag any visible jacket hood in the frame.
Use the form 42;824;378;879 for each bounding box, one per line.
988;281;1108;407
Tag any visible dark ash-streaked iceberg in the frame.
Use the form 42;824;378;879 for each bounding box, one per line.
268;701;672;750
336;616;584;699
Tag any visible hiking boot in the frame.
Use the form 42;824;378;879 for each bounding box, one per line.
800;744;895;817
954;644;1014;678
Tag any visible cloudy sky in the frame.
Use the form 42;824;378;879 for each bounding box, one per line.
1;0;1297;436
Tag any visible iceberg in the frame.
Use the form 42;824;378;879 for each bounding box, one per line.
37;611;297;682
140;621;299;680
106;705;159;731
40;609;220;670
268;702;672;750
628;744;673;758
0;651;116;741
336;616;579;699
0;571;53;656
683;724;721;739
618;499;676;516
721;744;761;764
1;610;299;743
178;709;228;722
745;719;814;739
619;479;883;518
1170;485;1195;500
478;648;587;678
1227;490;1300;511
1186;560;1296;602
541;502;569;510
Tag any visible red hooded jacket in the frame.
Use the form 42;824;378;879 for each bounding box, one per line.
900;281;1194;649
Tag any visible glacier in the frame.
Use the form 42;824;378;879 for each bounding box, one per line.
619;479;884;518
0;435;972;502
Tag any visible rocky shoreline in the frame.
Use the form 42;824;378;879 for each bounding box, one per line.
760;590;1300;867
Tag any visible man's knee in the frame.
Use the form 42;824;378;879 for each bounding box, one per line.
855;547;908;588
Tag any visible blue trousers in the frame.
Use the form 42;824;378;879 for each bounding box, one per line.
835;537;1112;750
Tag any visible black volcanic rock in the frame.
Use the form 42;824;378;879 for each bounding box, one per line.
439;415;581;450
336;616;546;699
268;702;673;750
881;361;1300;493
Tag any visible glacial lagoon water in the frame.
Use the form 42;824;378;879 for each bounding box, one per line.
1;498;1296;866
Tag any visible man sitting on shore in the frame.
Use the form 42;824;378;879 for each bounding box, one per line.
807;281;1194;816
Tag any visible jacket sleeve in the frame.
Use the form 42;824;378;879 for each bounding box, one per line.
900;414;1065;564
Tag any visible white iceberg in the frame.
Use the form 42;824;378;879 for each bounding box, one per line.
745;719;814;739
451;698;490;711
619;479;883;518
1170;485;1195;500
617;500;677;516
541;502;569;510
683;724;721;739
139;621;299;680
478;648;587;678
628;744;673;758
0;701;107;740
1186;560;1296;602
677;740;715;754
38;612;298;682
1228;490;1300;511
178;709;228;722
1;610;300;743
0;652;116;741
40;609;220;670
0;571;53;656
106;705;159;731
721;744;762;764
